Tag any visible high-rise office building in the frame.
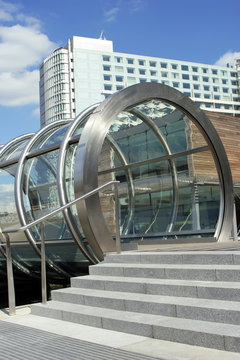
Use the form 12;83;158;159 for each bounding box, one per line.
40;36;240;127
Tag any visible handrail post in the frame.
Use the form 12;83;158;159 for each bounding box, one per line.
5;233;16;315
41;222;47;304
114;183;121;254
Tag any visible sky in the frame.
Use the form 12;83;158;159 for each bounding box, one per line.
0;0;239;145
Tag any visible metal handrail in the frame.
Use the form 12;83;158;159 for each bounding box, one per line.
0;180;120;316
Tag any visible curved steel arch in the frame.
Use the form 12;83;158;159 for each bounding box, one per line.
0;133;35;277
57;104;100;264
15;120;71;277
74;82;233;260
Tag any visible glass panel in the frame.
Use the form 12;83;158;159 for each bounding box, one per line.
0;138;30;162
64;143;84;236
97;99;219;241
0;165;25;243
31;124;69;151
22;150;71;242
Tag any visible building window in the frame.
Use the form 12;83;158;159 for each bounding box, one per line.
204;85;210;91
172;73;179;79
104;75;111;81
127;68;134;74
171;64;178;69
116;76;123;82
194;93;201;98
150;70;157;76
184;92;191;96
215;104;221;108
104;84;112;90
204;94;210;99
213;87;219;92
182;74;189;80
232;80;237;86
173;82;179;88
149;61;156;67
140;78;147;83
103;65;110;71
161;62;167;68
203;77;209;82
181;65;189;71
212;78;219;84
205;103;211;108
183;83;190;89
103;55;110;61
115;56;122;63
224;105;230;109
192;66;198;72
161;72;168;77
202;68;208;73
212;69;218;75
139;69;146;75
138;59;145;66
194;84;199;90
214;95;220;100
221;70;227;76
222;79;228;84
192;75;198;81
231;72;237;77
151;79;158;83
116;85;123;90
223;88;228;93
127;58;134;64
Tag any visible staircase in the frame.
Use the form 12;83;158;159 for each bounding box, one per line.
31;251;240;353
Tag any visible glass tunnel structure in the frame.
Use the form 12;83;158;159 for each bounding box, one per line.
0;83;234;281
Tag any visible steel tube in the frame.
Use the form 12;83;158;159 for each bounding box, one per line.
41;222;47;304
114;183;121;254
5;233;16;315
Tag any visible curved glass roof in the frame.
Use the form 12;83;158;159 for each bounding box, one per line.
0;83;233;280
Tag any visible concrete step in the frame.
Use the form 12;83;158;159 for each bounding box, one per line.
89;263;240;282
31;300;240;352
71;275;240;301
51;287;240;325
104;251;240;265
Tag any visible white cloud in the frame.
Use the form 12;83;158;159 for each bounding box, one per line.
104;7;119;22
0;0;58;107
215;51;240;67
0;70;39;106
0;0;19;21
129;0;144;13
0;25;56;72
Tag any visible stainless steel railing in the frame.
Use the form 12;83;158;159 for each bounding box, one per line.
0;180;120;316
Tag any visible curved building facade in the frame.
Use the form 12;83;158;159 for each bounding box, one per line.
0;83;234;281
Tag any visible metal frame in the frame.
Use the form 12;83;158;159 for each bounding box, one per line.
14;120;71;277
2;180;120;315
74;83;233;260
57;104;100;264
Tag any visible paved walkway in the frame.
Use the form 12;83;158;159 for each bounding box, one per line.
1;306;240;360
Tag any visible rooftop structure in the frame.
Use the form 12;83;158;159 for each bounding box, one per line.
40;36;240;127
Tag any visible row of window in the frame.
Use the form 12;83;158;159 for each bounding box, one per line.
103;83;239;102
42;52;67;71
40;83;67;99
103;72;238;87
103;67;237;86
103;77;239;94
41;73;68;88
102;55;237;78
195;102;240;111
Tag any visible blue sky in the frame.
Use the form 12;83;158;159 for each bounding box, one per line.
0;0;239;144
